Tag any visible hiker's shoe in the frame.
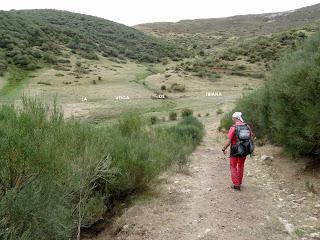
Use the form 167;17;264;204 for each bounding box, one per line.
231;185;241;191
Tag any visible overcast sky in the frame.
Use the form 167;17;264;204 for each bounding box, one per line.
1;0;319;26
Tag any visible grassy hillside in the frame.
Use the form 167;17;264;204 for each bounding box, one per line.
220;32;320;159
172;29;309;80
135;3;320;36
0;9;187;77
134;4;319;80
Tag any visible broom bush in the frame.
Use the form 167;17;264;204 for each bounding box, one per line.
0;98;204;239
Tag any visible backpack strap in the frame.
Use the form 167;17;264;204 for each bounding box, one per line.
232;125;241;145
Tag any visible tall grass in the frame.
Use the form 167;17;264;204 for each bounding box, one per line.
0;98;204;239
220;32;320;159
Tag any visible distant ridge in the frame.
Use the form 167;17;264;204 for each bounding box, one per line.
135;3;320;36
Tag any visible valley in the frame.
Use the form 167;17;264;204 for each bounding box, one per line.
0;3;319;240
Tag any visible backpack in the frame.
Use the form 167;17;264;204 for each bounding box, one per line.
230;124;254;157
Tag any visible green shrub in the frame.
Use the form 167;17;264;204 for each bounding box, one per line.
179;116;204;130
169;111;177;121
150;116;159;125
25;63;39;71
170;83;186;92
12;54;32;67
80;50;99;60
181;108;193;118
118;113;143;136
170;116;204;146
0;99;204;239
195;70;207;78
220;52;237;61
43;52;57;64
208;73;221;81
216;108;224;115
0;59;7;76
232;64;246;71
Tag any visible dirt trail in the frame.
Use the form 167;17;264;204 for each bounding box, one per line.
88;120;320;240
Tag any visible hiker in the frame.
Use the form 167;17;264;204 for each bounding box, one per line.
222;112;254;191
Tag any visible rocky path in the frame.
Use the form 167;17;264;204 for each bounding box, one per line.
88;121;320;240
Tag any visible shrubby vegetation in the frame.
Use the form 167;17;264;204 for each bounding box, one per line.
150;115;159;125
0;9;188;74
181;108;193;118
169;116;204;146
216;108;224;115
220;32;320;159
175;57;227;78
0;98;203;239
175;30;310;78
226;30;308;67
169;111;178;121
170;83;186;92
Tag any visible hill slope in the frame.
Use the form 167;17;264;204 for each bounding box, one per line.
135;3;320;36
0;9;186;75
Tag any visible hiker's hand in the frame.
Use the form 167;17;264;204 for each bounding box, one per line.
222;149;227;155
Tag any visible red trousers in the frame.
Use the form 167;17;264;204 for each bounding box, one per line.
230;156;246;186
